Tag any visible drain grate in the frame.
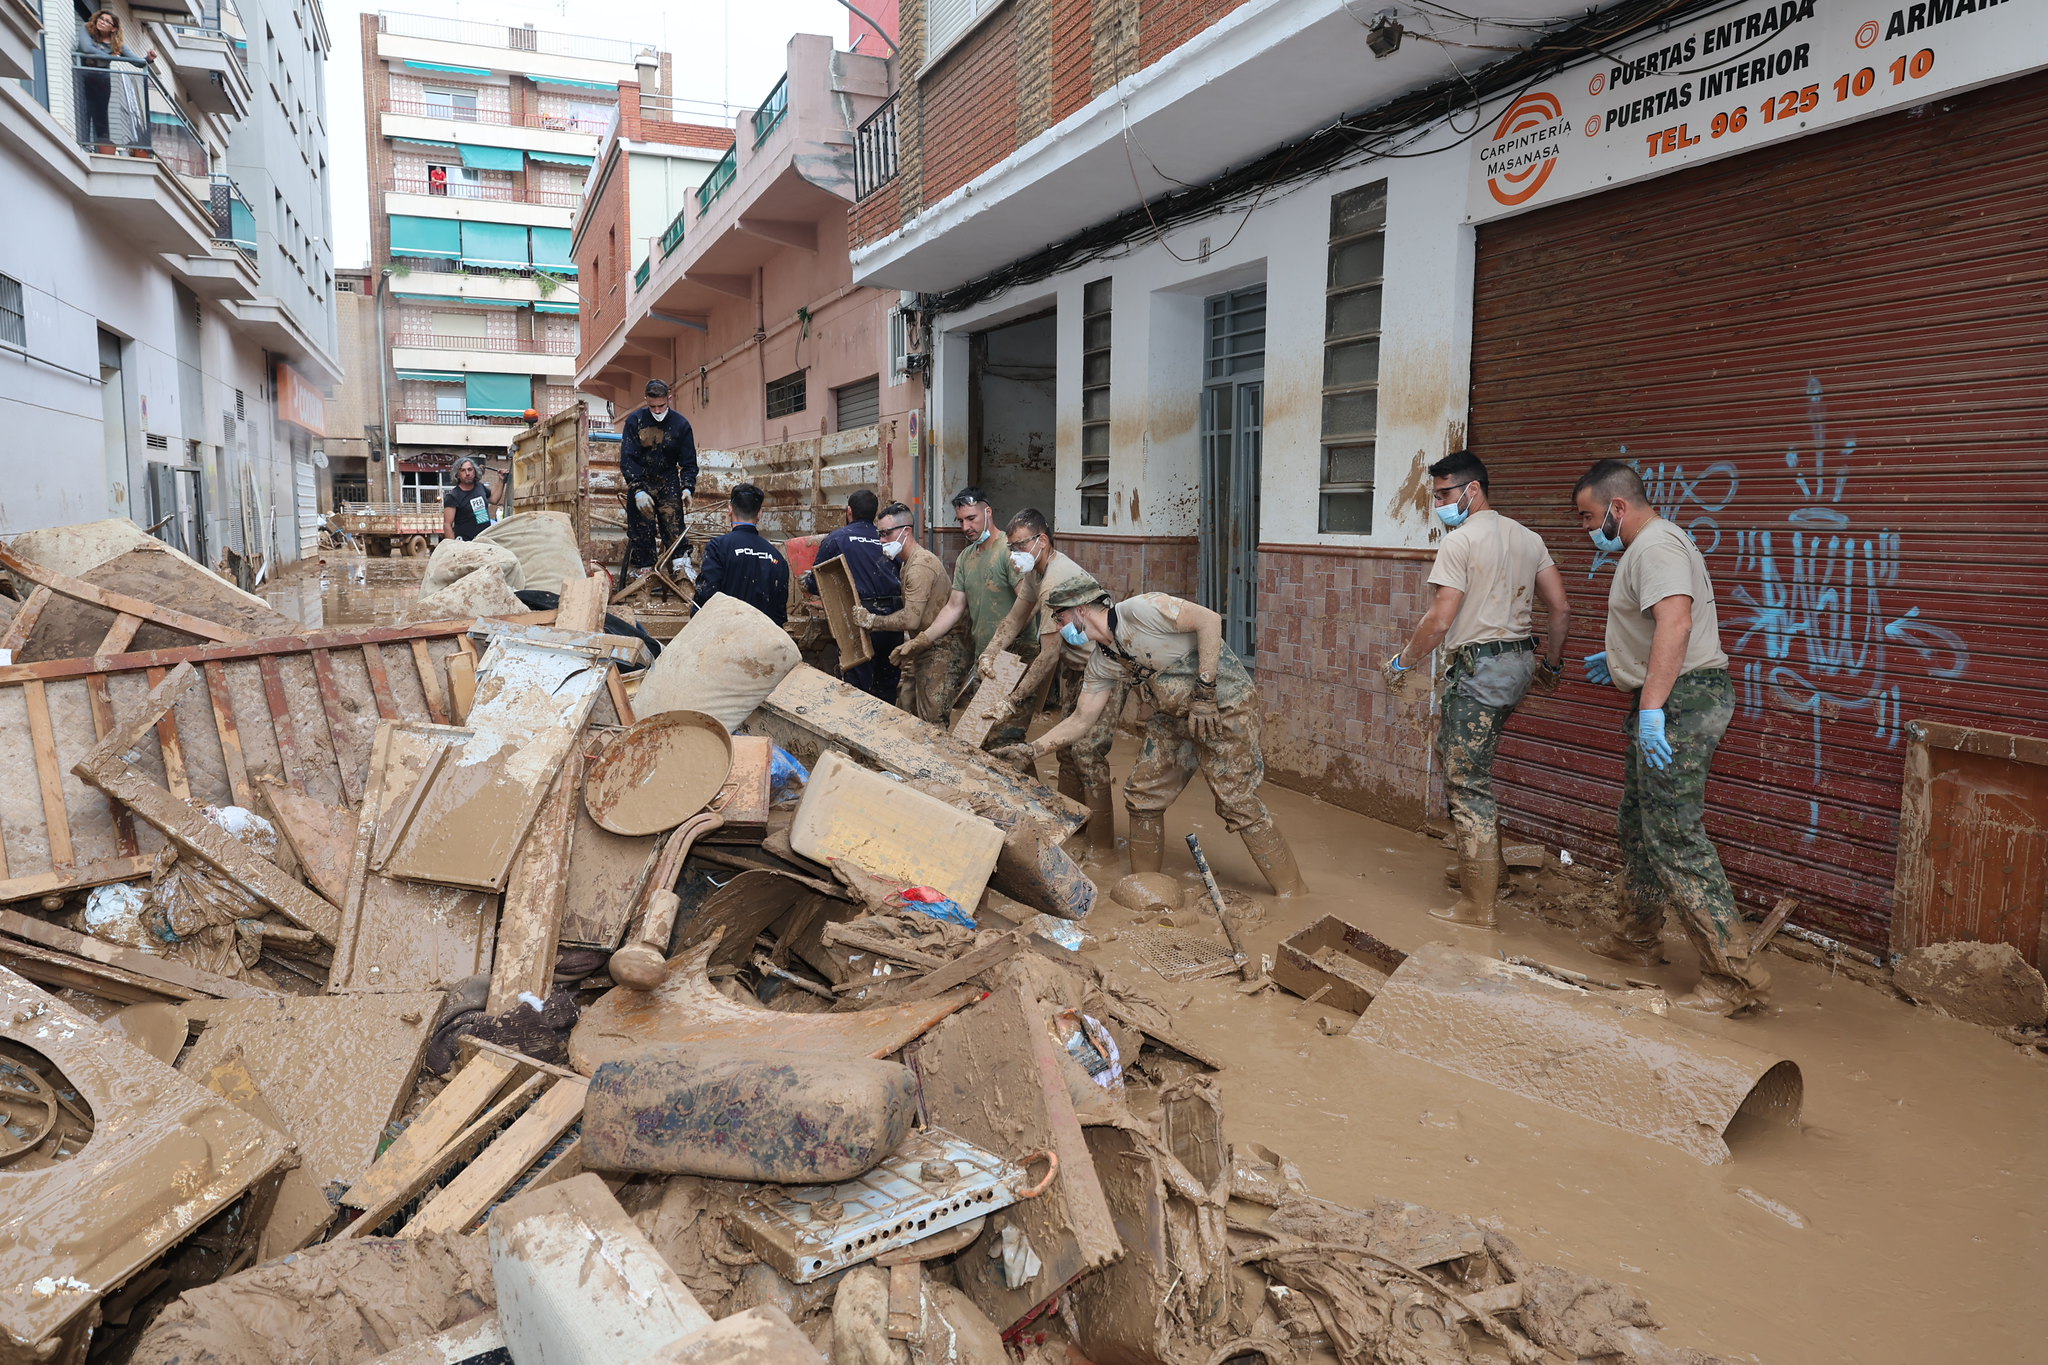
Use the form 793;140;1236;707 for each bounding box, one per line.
1119;926;1241;983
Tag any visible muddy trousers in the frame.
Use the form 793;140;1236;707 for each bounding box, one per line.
624;471;688;573
1435;688;1518;861
898;631;970;724
1058;668;1125;806
1615;669;1757;990
1122;699;1271;834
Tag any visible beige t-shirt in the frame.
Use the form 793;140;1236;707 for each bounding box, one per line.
1604;517;1729;691
1428;510;1556;649
1081;593;1254;712
1023;551;1101;666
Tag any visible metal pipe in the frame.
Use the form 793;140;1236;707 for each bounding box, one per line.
375;270;395;501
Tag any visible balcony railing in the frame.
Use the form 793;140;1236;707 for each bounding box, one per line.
378;11;655;66
751;75;788;147
388;256;558;281
695;146;737;214
385;176;582;207
397;332;579;355
207;174;257;261
634;258;650;290
171;0;248;67
658;206;686;258
71;61;209;177
396;408;529;426
380;98;614;136
854;96;898;202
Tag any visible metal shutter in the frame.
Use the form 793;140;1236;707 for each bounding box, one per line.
1466;70;2048;953
835;377;881;431
295;461;319;558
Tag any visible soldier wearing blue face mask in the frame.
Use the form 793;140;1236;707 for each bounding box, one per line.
1571;458;1766;1017
1382;450;1572;928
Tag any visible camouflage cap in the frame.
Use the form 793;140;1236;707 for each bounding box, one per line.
1042;577;1111;613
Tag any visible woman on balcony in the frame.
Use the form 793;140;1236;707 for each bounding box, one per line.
75;11;152;151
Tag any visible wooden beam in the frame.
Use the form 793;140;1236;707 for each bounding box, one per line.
0;854;152;904
0;909;276;999
360;642;400;720
555;571;610;634
145;666;193;803
0;619;485;686
485;747;580;1016
309;649;363;805
83;675;140;855
0;586;53;656
22;680;74;867
95;612;143;657
412;639;451;724
74;664;343;943
398;1075;588;1239
202;661;257;809
0;543;251;643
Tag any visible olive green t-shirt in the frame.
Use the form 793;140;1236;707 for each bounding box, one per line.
1604;517;1729;691
951;534;1023;658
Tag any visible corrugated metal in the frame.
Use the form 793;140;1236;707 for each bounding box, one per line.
1467;70;2048;953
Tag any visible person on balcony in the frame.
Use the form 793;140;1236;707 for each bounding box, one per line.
76;11;152;150
620;379;696;580
427;165;448;196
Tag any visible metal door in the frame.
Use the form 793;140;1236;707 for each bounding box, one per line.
1199;286;1265;663
1465;71;2048;953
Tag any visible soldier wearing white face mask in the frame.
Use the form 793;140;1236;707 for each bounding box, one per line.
856;503;966;723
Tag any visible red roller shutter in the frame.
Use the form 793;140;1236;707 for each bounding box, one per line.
1467;70;2048;954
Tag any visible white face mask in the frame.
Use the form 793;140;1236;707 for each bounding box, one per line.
880;540;903;559
1008;550;1036;574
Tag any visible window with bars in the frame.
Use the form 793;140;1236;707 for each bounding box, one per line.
1079;278;1111;527
0;274;24;350
1319;182;1385;534
765;369;807;420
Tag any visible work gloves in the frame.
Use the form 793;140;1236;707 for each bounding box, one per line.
1532;659;1562;693
1379;654;1413;694
890;635;929;666
1637;708;1674;770
977;650;1003;680
852;606;876;629
1187;696;1223;741
633;489;655;517
990;743;1038;772
1583;652;1612;686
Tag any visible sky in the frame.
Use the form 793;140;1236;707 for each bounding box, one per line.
324;0;854;266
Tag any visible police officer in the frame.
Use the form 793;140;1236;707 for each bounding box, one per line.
855;503;966;723
695;482;788;625
1572;458;1768;1016
807;489;901;701
1000;580;1308;898
1383;450;1572;928
620;380;696;578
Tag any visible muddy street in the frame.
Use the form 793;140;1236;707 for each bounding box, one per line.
259;554;424;629
1100;754;2048;1365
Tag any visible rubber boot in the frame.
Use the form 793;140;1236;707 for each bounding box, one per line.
1431;834;1500;928
1084;789;1117;856
1583;929;1668;968
1057;767;1085;805
1240;821;1308;898
1675;963;1771;1016
1127;812;1165;875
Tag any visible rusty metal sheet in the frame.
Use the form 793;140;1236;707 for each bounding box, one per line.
567;938;978;1076
1349;944;1802;1165
1468;72;2048;952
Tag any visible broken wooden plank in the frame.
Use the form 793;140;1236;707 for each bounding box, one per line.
73;664;343;943
82;674;140;855
0;585;53;657
256;654;309;792
412;639;452;724
342;1068;553;1238
556;570;610;634
95;612;143;657
0;936;198;1003
257;777;356;906
755;666;1086;836
144;666;193;802
0;542;252;643
400;1074;589;1239
330;723;497;992
340;1046;527;1222
310;648;365;806
951;651;1030;750
897;931;1023;1002
201;661;257;809
445;651;477;724
361;641;401;720
0;855;152;905
485;746;581;1015
22;680;74;867
0;909;276;1000
0;619;479;686
813;553;874;670
178;990;442;1190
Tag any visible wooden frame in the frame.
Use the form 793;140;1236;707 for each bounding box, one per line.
812;554;874;669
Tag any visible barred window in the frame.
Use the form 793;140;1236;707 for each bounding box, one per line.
1078;278;1111;527
1319;182;1385;534
765;369;807;420
0;274;24;350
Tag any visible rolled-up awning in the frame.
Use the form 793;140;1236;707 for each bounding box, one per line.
457;144;526;172
526;150;594;167
465;372;533;416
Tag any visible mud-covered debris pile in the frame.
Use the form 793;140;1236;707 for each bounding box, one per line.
0;520;1731;1365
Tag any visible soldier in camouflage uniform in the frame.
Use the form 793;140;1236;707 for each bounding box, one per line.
1383;451;1572;927
1574;459;1768;1015
997;580;1308;897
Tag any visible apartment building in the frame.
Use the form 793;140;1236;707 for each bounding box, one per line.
849;0;2048;961
575;33;914;517
0;0;340;568
358;10;670;504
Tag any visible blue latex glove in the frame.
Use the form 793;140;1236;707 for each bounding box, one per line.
1638;708;1674;769
1584;651;1612;686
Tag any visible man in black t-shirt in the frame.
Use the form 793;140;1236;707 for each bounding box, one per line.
442;459;495;541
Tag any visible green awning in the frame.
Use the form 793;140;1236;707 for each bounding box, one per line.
526;150;594;167
458;144;526;172
391;293;527;308
458;220;531;268
390;215;461;260
393;136;460;151
529;227;575;272
466;372;532;416
405;60;493;76
395;369;466;382
530;75;615;91
532;301;579;314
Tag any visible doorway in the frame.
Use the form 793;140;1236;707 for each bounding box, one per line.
968;311;1057;524
1199;285;1265;663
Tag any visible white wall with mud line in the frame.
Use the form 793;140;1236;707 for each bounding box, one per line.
925;123;1480;554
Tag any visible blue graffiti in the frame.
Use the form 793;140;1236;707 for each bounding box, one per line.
1724;379;1970;836
1587;444;1742;576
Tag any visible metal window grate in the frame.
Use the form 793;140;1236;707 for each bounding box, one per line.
1079;277;1111;527
765;369;807;420
0;274;24;349
1203;288;1265;382
854;97;898;201
1320;182;1386;534
834;376;880;430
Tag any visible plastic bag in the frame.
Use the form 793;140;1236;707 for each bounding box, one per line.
899;885;977;929
770;747;811;807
